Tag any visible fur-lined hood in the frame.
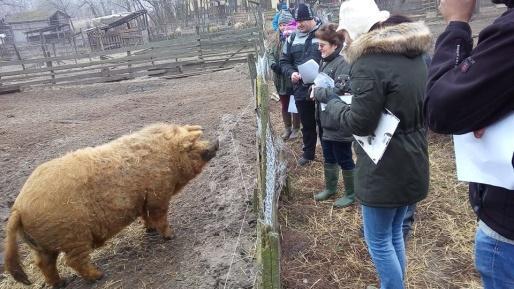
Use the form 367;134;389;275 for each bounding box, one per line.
343;21;432;64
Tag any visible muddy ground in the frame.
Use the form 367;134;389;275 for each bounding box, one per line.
0;65;257;289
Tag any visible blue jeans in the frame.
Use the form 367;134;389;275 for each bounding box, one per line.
321;140;355;170
402;204;417;239
475;227;514;289
362;205;408;289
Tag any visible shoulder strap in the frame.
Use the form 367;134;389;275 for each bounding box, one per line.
286;32;296;53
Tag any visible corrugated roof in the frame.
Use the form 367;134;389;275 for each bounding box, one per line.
104;10;146;30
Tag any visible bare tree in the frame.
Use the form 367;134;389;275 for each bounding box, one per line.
1;0;35;16
44;0;75;14
111;0;133;12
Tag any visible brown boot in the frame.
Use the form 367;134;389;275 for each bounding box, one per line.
289;113;301;140
281;110;293;140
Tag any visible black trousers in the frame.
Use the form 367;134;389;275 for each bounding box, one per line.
295;99;317;160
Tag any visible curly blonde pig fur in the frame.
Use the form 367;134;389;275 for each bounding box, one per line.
4;123;219;288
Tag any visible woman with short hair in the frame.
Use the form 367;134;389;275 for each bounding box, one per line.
311;23;356;208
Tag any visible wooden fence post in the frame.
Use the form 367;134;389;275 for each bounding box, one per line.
126;21;133;78
253;50;282;289
12;42;25;71
45;51;55;84
71;35;78;64
195;25;204;66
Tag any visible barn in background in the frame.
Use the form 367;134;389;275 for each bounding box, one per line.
5;10;73;44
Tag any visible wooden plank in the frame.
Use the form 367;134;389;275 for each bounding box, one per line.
199;27;258;38
1;57;201;82
160;66;233;80
9;60;233;87
202;49;254;58
4;60;192;86
269;232;281;289
0;40;200;66
218;45;248;68
201;32;259;43
0;50;201;78
202;38;255;47
0;31;257;66
0;85;21;95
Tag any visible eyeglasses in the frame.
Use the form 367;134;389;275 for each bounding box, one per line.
318;42;329;49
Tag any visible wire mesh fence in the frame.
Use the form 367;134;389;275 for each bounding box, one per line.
249;37;288;288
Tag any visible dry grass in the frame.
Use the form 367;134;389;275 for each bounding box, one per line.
269;102;480;289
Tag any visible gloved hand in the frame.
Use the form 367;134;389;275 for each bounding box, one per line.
270;63;282;74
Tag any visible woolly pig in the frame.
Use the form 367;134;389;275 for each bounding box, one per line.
4;123;219;288
234;22;245;30
208;25;220;33
174;27;182;37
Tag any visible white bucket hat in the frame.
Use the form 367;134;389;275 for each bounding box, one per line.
337;0;390;41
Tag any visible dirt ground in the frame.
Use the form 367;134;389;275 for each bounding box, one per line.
0;64;258;289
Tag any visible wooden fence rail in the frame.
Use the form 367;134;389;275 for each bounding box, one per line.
0;27;259;88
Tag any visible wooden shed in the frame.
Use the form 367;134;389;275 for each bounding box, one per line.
86;10;149;51
5;10;72;44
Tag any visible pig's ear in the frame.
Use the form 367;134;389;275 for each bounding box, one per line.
183;125;203;132
181;129;203;151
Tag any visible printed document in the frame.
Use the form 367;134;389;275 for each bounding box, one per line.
354;109;400;165
453;112;514;190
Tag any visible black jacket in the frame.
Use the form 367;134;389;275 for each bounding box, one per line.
279;21;322;101
313;48;353;142
425;10;514;134
425;9;514;240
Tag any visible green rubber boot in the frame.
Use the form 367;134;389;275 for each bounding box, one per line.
314;163;339;201
334;169;355;208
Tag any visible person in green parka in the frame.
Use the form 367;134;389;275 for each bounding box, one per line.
327;0;431;287
268;11;301;140
309;23;355;208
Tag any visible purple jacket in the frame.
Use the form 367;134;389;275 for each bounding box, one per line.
425;8;514;240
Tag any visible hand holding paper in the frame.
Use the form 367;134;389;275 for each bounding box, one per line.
291;72;302;84
298;60;319;84
453;112;514;190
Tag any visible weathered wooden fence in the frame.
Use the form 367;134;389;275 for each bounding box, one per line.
0;27;259;88
250;49;287;289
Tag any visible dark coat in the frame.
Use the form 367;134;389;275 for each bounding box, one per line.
312;48;353;142
325;22;432;207
425;10;514;134
279;21;322;101
268;33;293;96
425;9;514;240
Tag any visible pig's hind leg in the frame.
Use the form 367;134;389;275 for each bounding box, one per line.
63;242;104;282
33;249;66;288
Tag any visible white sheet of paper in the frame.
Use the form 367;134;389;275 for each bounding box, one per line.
314;72;334;88
453;112;514;189
339;94;352;104
354;109;400;165
315;73;335;111
288;96;298;114
298;59;319;84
